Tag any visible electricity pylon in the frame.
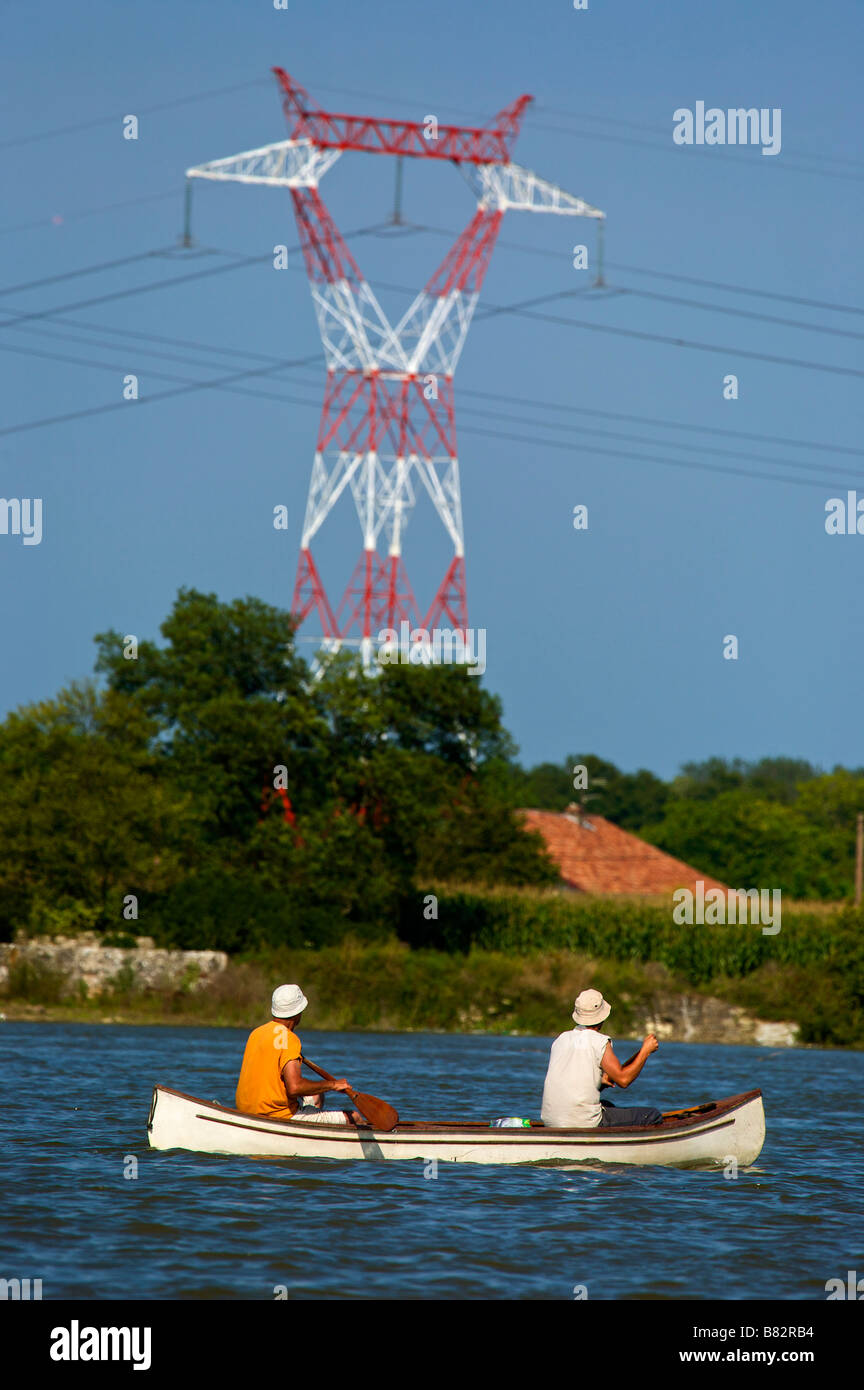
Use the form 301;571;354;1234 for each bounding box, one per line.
186;69;604;665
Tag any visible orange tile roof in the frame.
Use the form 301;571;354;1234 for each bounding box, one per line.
520;805;727;897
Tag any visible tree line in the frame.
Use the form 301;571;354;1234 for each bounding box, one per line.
1;587;861;949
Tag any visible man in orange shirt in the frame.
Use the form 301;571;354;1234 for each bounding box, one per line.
235;984;363;1125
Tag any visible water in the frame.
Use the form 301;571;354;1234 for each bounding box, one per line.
1;1023;862;1300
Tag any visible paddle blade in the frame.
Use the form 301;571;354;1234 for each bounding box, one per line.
350;1090;399;1132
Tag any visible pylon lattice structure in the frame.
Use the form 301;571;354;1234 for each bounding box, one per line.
187;70;604;665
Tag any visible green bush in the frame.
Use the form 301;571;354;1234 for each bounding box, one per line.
400;890;864;987
142;871;390;953
4;958;68;1004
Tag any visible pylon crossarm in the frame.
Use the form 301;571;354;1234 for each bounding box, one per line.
273;67;532;166
186;138;341;188
465;161;605;218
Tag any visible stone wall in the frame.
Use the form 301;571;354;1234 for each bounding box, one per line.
0;934;228;997
634;991;799;1047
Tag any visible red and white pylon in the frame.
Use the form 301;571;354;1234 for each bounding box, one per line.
187;70;604;666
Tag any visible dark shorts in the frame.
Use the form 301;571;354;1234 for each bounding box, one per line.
599;1099;663;1127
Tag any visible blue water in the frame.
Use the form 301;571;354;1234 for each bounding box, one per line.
1;1023;862;1299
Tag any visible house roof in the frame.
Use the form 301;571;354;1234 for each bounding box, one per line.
520;805;727;897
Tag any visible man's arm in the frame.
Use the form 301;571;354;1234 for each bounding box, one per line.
281;1058;352;1104
599;1048;641;1089
601;1036;659;1089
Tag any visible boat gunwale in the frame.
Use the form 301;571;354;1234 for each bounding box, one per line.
150;1083;762;1145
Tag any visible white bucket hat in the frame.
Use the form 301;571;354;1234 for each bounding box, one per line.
572;988;611;1025
271;984;308;1019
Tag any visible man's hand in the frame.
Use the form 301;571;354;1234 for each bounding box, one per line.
642;1034;659;1055
330;1078;353;1093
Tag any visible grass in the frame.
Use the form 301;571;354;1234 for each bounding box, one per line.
4;937;855;1043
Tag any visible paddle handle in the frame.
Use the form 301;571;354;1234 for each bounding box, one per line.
301;1055;336;1084
301;1055;357;1098
301;1056;400;1130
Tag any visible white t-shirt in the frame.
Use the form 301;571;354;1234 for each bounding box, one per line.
541;1027;610;1128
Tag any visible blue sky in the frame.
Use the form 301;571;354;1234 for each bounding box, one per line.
0;0;861;778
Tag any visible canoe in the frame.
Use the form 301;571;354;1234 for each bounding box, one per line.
147;1084;765;1168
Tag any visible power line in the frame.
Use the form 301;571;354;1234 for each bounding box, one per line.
0;251;269;327
458;420;853;491
461;386;863;459
535;105;864;173
616;286;864;343
0;247;188;298
419;223;864;320
0;77;271;152
1;220;858;347
0;222;391;328
466;287;864;379
523;116;864;184
5;321;857;482
5;304;860;463
605;260;864;320
0;189;180;239
0;327;858;492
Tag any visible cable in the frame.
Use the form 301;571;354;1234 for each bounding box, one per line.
461;386;863;459
5;304;860;464
523;116;864;184
0;330;859;492
614;286;864;343
0;247;190;298
0;77;271;152
0;252;269;327
466;288;864;380
0;221;393;329
604;260;864;320
417;222;864;321
534;105;864;173
6;322;858;483
0;190;181;239
457;420;853;491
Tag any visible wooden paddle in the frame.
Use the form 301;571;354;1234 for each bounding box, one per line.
301;1055;399;1132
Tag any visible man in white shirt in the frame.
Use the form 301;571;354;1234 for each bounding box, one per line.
541;988;662;1128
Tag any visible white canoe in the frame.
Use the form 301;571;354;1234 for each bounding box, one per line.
147;1085;765;1168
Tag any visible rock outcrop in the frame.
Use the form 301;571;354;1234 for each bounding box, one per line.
0;934;227;997
634;991;799;1046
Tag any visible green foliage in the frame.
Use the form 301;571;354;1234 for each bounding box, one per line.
673;756;820;805
5;958;68;1004
0;589;554;943
640;791;853;899
0;682;194;932
403;888;864;984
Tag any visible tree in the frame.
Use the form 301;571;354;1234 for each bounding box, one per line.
640;790;849;899
95;588;324;845
0;682;193;935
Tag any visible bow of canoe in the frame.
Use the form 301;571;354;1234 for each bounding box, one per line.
147;1085;765;1168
